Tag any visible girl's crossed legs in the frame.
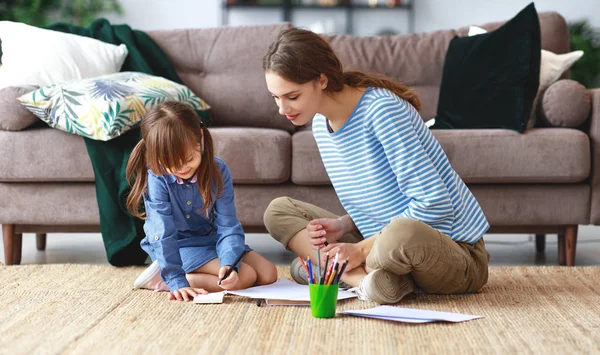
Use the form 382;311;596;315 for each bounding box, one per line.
186;251;277;293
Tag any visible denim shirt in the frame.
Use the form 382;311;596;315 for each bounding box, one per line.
142;157;246;291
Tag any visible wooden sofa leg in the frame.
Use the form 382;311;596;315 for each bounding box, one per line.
565;226;578;267
2;224;16;265
14;233;23;265
558;234;566;266
36;233;47;251
535;234;545;252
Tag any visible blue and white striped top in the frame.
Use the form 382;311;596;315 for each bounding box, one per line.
312;87;489;244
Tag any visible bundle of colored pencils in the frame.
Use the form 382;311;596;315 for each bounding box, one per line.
297;252;349;285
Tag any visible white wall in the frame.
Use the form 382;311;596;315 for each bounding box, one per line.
106;0;600;36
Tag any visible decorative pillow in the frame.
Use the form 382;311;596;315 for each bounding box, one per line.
469;25;584;128
541;79;591;127
468;26;583;89
0;86;40;131
17;72;210;141
433;3;541;133
0;21;128;90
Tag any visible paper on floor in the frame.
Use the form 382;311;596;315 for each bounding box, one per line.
227;278;357;302
339;306;483;323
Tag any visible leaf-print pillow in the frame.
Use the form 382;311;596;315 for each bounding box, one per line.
17;72;210;141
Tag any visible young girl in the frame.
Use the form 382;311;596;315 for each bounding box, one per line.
262;28;491;304
128;101;277;302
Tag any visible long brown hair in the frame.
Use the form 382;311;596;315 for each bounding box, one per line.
126;101;223;219
263;27;421;111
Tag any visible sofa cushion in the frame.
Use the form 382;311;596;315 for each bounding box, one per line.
541;79;591;127
210;127;291;184
146;24;294;133
292;128;590;185
0;86;40;131
0;126;290;184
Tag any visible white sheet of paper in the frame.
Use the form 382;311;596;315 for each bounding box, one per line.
193;291;225;304
365;315;435;324
227;278;357;301
339;306;483;323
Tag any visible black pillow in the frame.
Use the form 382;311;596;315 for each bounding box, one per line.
433;3;541;133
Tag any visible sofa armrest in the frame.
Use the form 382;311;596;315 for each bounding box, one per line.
588;89;600;224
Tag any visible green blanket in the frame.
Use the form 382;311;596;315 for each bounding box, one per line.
47;19;183;266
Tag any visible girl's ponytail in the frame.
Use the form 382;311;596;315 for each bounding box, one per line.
197;125;223;217
126;139;148;219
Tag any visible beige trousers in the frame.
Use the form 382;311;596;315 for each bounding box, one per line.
264;197;490;294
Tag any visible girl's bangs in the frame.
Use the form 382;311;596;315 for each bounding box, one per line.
148;126;198;174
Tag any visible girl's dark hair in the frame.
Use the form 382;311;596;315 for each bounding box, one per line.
263;27;421;111
126;101;222;219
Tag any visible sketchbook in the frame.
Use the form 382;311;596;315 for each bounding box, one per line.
193;291;226;304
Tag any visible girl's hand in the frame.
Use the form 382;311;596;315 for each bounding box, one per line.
218;266;239;290
168;287;208;301
307;218;345;249
321;243;364;271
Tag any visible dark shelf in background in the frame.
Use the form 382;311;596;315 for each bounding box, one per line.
222;1;415;35
225;4;412;10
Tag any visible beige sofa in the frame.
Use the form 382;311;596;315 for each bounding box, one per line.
1;12;597;266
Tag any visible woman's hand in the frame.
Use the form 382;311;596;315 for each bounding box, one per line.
168;287;208;301
307;218;347;249
320;242;365;272
218;266;239;290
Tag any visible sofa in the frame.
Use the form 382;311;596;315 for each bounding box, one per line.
1;12;597;266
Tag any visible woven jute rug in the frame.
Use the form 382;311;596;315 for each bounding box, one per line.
0;265;598;354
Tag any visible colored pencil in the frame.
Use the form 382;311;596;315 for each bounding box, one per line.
307;256;314;284
335;257;349;284
321;252;330;284
298;256;310;279
316;248;322;284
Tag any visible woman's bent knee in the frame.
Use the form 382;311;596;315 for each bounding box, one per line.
366;218;439;270
263;196;295;238
377;218;426;250
263;196;310;249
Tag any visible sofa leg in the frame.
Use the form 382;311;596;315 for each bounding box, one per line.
36;233;47;251
564;226;578;267
2;224;16;265
14;233;23;265
535;234;545;253
558;234;566;266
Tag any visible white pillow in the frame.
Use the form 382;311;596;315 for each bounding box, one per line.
468;26;583;91
0;21;128;90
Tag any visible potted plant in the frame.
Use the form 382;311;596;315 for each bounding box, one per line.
0;0;122;27
569;20;600;88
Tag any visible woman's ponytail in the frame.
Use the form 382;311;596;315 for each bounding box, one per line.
343;71;421;111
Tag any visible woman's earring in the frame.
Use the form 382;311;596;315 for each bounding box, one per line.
323;84;327;90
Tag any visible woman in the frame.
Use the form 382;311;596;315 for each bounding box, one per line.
262;28;490;304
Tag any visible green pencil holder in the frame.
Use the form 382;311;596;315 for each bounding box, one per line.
309;283;339;319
